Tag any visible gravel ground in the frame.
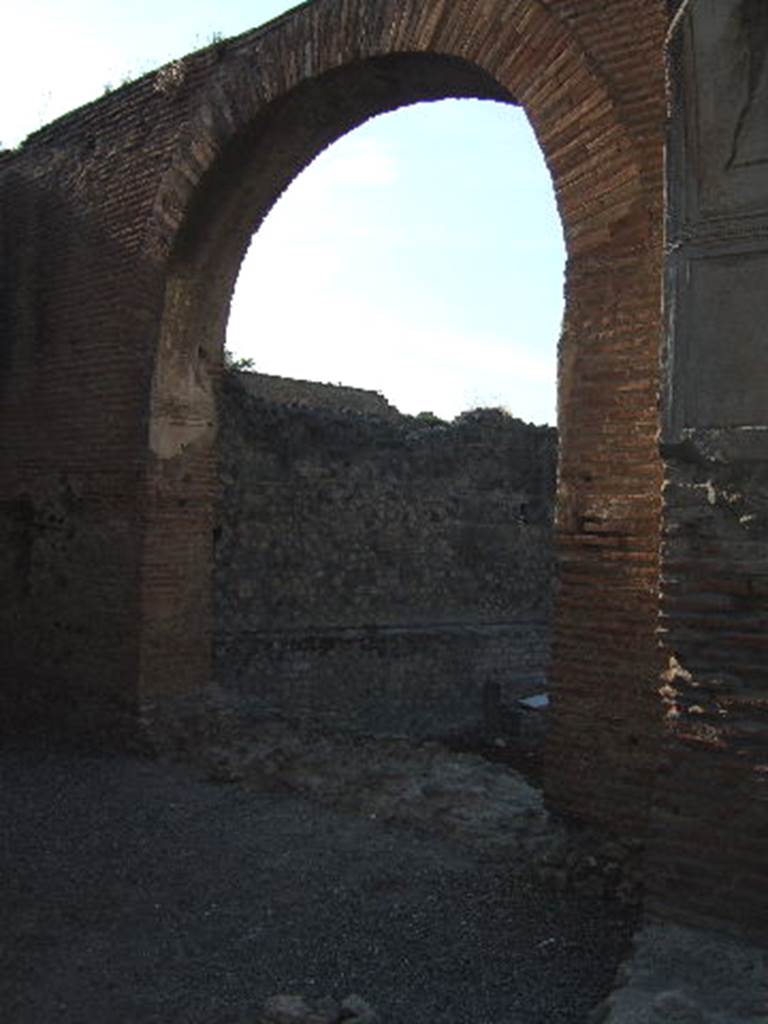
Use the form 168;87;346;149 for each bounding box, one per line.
1;746;634;1024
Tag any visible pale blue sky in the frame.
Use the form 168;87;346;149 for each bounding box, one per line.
3;1;564;425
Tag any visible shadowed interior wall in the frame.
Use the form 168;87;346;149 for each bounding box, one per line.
0;144;156;738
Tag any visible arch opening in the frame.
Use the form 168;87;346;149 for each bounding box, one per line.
215;96;563;752
147;54;519;487
144;52;529;695
226;97;564;425
143;9;664;842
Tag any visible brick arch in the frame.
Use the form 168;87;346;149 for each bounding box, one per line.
149;4;645;263
141;0;666;836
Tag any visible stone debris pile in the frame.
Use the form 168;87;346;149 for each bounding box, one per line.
258;993;378;1024
589;925;768;1024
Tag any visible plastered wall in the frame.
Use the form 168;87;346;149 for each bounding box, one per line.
647;0;768;937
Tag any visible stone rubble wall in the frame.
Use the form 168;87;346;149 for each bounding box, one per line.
214;374;556;738
216;621;550;739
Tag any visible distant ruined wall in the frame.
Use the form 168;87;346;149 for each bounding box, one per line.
236;370;400;420
214;374;556;737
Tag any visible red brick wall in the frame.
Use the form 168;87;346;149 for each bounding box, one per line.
0;0;665;844
0;145;159;740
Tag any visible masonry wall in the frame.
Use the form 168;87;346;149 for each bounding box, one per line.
0;0;670;878
214;374;556;737
0;139;156;742
7;0;768;944
645;0;768;939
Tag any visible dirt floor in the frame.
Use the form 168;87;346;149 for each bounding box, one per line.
1;736;636;1024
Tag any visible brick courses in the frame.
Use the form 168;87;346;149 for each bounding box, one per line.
11;0;764;941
